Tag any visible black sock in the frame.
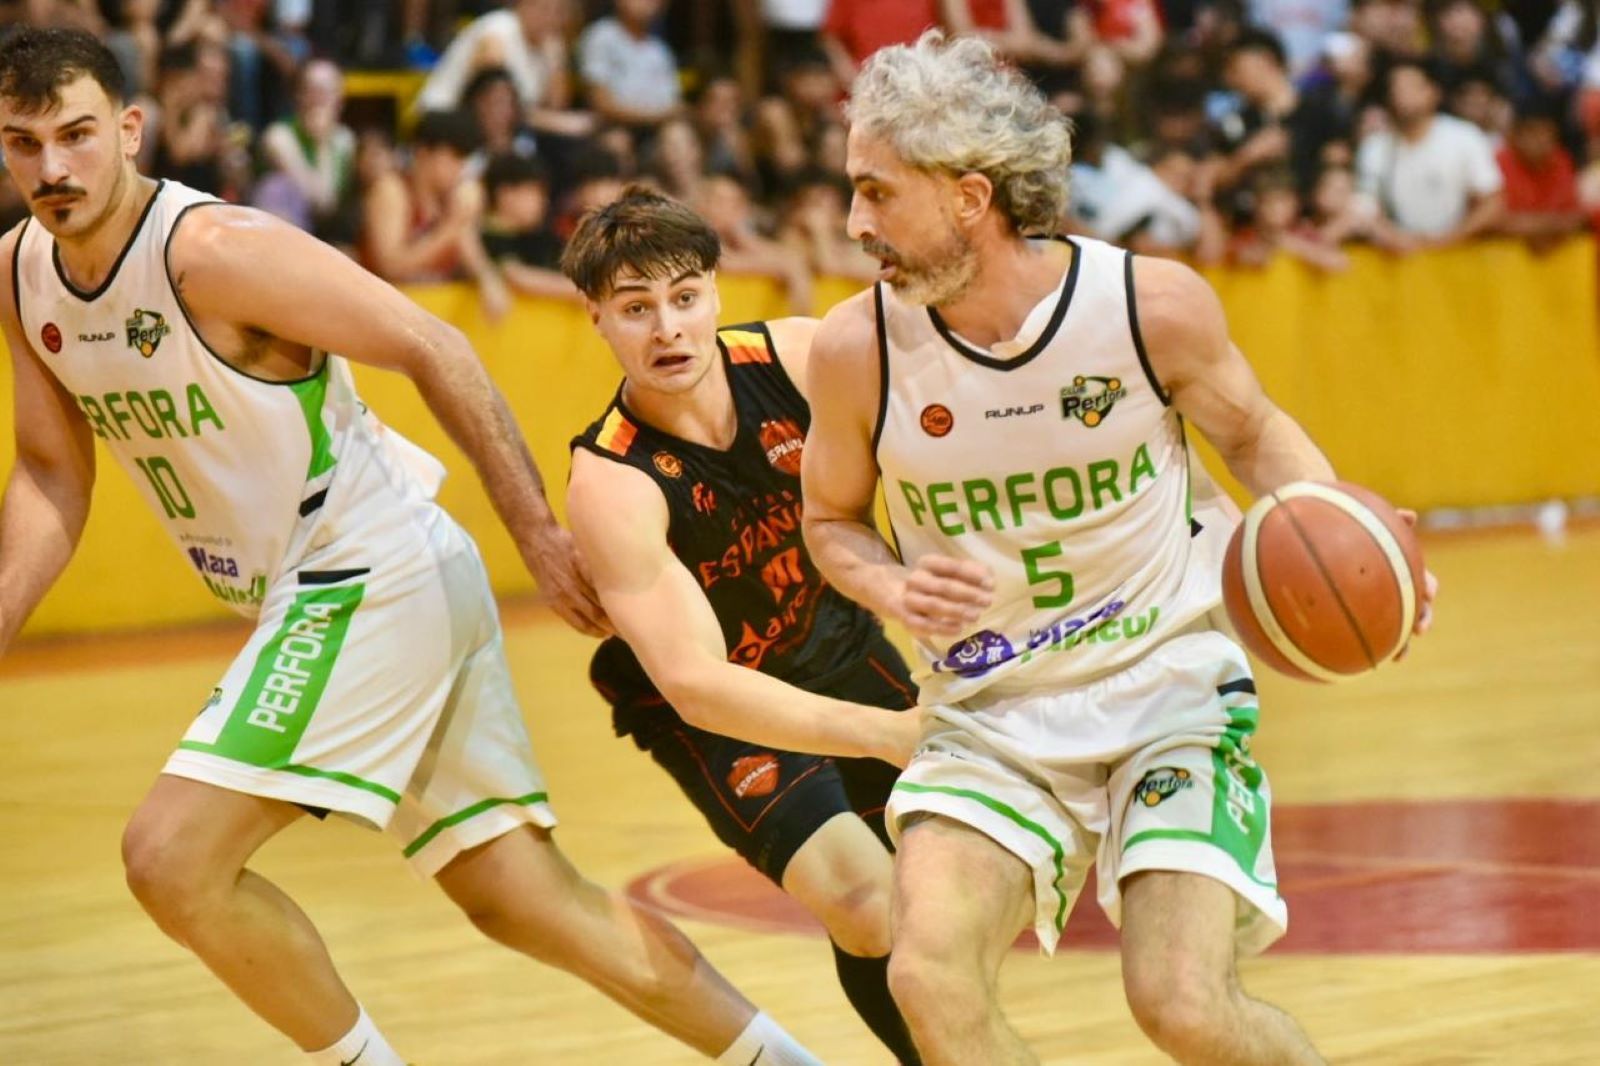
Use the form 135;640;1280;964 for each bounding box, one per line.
832;941;922;1065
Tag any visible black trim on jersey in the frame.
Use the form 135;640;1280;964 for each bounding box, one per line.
298;488;328;516
870;282;890;455
163;200;326;387
1124;250;1171;406
298;566;369;585
1217;678;1257;697
51;180;166;302
925;236;1080;372
8;217;27;327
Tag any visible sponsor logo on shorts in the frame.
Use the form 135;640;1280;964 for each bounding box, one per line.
728;754;780;799
759;418;805;475
40;322;61;353
125;308;171;358
1134;767;1193;807
1060;375;1126;428
920;403;954;437
933;629;1015;678
653;451;683;478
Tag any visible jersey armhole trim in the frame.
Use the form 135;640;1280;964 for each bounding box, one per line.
8;217;28;326
870;282;890;455
1124;250;1171;406
163;200;325;387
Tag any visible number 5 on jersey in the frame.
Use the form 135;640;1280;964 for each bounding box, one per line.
1022;540;1074;608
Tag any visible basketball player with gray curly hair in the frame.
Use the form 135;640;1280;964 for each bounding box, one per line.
803;29;1436;1065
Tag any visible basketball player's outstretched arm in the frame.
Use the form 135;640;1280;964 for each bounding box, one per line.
566;449;922;764
1134;254;1436;633
801;293;994;643
0;228;97;654
167;205;608;635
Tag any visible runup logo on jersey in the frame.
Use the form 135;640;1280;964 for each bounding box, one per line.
1133;767;1193;807
125;308;171;358
1061;375;1127;428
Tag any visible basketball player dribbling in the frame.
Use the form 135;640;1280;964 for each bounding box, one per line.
563;187;923;1063
801;32;1438;1065
0;28;819;1066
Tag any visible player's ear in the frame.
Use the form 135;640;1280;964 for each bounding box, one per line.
707;269;721;316
953;171;993;226
584;296;601;325
120;102;144;159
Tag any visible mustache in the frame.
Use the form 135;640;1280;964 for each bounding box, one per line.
859;239;899;263
32;182;86;200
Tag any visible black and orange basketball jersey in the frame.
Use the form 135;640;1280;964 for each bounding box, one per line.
572;321;882;742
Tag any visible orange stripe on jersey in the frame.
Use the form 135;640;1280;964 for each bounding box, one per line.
596;409;637;455
720;329;771;365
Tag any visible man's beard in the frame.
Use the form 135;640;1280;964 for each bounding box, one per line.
871;227;979;307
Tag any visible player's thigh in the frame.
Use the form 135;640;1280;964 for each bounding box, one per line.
645;722;854;884
1119;870;1241;1010
892;813;1034;973
781;811;895;950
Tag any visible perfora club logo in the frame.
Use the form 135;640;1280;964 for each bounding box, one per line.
1133;766;1193;807
125;308;171;358
1061;375;1127;428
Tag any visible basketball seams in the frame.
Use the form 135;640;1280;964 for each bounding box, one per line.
1240;492;1345;682
1274;482;1417;660
1276;498;1377;669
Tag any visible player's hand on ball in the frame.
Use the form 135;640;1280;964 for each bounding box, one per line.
527;524;612;637
1396;508;1438;658
898;554;993;643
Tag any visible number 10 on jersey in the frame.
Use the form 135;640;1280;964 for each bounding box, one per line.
135;455;196;519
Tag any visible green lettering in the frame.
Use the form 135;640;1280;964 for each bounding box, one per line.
1004;473;1037;527
103;392;134;440
963;479;1002;532
1042;467;1085;520
1125;607;1156;638
1088;459;1122;509
125;390;163;438
899;481;928;527
1129;443;1157;494
927;482;965;535
77;395;115;440
186;383;225;434
149;389;188;438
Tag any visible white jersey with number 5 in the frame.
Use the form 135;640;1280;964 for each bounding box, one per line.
11;180;446;617
874;236;1228;705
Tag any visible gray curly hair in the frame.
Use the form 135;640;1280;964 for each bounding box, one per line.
845;30;1073;234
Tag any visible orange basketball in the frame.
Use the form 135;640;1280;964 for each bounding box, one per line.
1221;481;1426;682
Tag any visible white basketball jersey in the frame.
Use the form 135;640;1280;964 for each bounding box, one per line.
12;180;446;617
875;236;1227;704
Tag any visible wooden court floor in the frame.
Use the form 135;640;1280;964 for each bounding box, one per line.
1;526;1597;1064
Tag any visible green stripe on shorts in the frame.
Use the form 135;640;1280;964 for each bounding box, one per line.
1124;706;1277;890
403;792;550;858
893;780;1070;933
208;582;365;769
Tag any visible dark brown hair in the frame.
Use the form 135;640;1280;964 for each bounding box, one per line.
0;27;125;115
560;184;720;299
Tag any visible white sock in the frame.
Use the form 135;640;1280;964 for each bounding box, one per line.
307;1005;406;1066
715;1011;822;1065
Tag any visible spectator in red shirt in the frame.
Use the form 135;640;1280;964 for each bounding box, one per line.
1495;99;1591;252
819;0;939;81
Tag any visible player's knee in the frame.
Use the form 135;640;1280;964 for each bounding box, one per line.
1125;961;1230;1057
814;876;892;957
886;934;979;1026
120;817;214;933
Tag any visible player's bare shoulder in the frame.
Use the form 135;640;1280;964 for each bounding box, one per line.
1129;254;1230;392
805;288;881;413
